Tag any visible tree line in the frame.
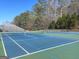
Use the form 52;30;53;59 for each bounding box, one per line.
13;0;79;30
0;29;2;32
49;13;79;29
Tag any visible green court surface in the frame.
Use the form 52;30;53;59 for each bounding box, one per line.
43;33;79;39
18;41;79;59
32;32;79;39
1;32;79;59
16;32;79;59
0;33;5;56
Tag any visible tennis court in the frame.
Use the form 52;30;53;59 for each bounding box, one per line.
1;32;79;59
0;33;5;56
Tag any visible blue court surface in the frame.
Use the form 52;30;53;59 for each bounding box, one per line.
1;32;79;59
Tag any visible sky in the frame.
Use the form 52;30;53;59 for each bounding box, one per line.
0;0;71;25
0;0;36;25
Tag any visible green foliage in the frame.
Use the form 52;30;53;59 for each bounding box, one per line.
13;0;48;30
33;18;43;30
0;29;2;32
55;17;63;29
13;0;79;30
33;0;47;16
70;13;78;28
32;0;48;30
13;11;34;30
77;14;79;25
48;21;55;29
55;13;78;29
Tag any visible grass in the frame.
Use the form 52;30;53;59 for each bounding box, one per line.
18;41;79;59
0;33;5;56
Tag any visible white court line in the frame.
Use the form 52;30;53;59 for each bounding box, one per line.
5;34;30;54
1;34;7;56
12;40;79;59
